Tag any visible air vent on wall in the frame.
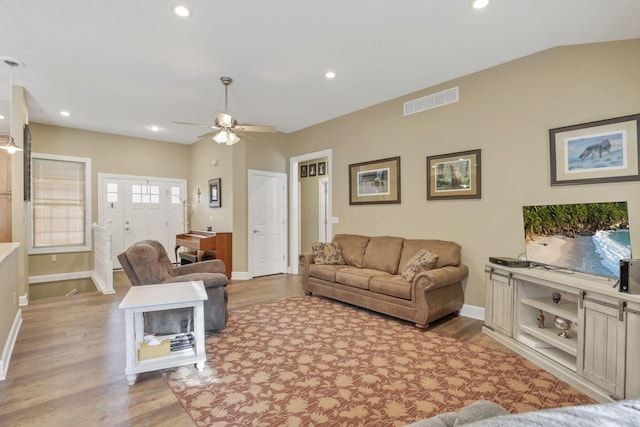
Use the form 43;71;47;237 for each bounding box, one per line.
403;86;459;116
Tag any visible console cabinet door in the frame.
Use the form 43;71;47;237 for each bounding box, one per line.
578;294;626;398
625;301;640;398
485;268;513;336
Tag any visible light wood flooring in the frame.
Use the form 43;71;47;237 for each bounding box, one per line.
0;272;503;426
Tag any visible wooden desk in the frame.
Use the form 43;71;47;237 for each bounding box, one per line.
175;231;232;278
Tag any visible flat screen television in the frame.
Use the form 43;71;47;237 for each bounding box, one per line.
522;201;632;279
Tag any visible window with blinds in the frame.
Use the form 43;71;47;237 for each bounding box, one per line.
30;154;92;253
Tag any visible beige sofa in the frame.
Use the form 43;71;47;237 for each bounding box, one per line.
299;234;468;329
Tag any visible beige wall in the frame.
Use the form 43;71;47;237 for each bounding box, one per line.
28;124;191;294
14;39;640;307
11;86;28;298
290;39;640;307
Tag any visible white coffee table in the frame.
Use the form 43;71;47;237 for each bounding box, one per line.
118;280;208;385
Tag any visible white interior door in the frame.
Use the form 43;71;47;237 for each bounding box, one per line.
249;170;287;277
99;174;186;266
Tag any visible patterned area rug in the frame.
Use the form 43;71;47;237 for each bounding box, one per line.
164;297;595;426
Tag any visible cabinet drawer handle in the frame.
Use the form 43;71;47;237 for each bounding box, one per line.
489;268;511;280
580;290;626;321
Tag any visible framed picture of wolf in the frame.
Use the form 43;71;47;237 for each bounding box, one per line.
550;114;640;186
427;149;481;200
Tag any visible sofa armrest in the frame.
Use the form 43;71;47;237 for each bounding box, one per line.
413;264;469;292
174;259;226;275
299;253;313;276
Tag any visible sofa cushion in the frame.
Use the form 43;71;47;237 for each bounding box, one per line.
309;264;348;282
333;234;370;268
362;236;404;274
311;241;345;265
401;249;439;282
370;275;412;300
335;267;390;290
399;239;461;270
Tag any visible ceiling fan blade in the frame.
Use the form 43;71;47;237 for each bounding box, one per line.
235;124;277;133
197;129;220;139
236;130;257;141
173;121;219;129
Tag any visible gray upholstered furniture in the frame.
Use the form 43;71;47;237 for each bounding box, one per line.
299;234;468;329
118;240;228;334
405;399;640;427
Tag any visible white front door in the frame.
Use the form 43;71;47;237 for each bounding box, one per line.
249;170;287;277
99;174;186;267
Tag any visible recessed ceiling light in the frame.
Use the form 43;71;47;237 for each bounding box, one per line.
174;5;191;17
149;125;160;132
470;0;489;10
60;111;70;117
325;71;336;79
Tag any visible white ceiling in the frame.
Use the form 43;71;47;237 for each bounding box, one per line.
0;0;639;144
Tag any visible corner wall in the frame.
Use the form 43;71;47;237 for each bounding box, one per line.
288;39;640;307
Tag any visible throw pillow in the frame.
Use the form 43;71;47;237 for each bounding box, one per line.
311;241;345;265
401;249;439;281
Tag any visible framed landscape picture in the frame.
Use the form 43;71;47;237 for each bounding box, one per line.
427;149;481;200
349;156;400;205
549;114;640;186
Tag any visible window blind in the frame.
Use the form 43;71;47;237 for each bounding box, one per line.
32;157;87;248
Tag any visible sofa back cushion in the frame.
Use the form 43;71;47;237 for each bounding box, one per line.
333;234;370;268
399;239;461;270
362;236;405;274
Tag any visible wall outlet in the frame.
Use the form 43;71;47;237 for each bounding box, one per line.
51;254;57;262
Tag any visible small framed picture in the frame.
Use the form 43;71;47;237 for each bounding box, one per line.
300;164;308;178
318;162;326;175
208;178;221;208
309;163;317;177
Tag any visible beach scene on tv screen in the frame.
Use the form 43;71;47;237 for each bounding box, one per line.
522;202;631;278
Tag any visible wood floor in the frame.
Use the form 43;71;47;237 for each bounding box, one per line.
0;272;503;426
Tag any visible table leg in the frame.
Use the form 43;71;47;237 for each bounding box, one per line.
127;374;137;385
196;362;204;371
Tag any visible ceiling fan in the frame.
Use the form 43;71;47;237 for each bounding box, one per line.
174;76;276;145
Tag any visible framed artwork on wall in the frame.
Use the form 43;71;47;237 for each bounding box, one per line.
209;178;221;208
318;161;326;175
426;149;481;200
549;114;640;186
349;156;401;205
309;163;317;177
300;164;308;178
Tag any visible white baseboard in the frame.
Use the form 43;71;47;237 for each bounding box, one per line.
19;294;28;306
1;309;22;381
29;270;92;284
460;303;484;321
231;271;251;280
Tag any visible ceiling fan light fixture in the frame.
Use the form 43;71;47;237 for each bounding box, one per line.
212;131;227;144
226;132;240;145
